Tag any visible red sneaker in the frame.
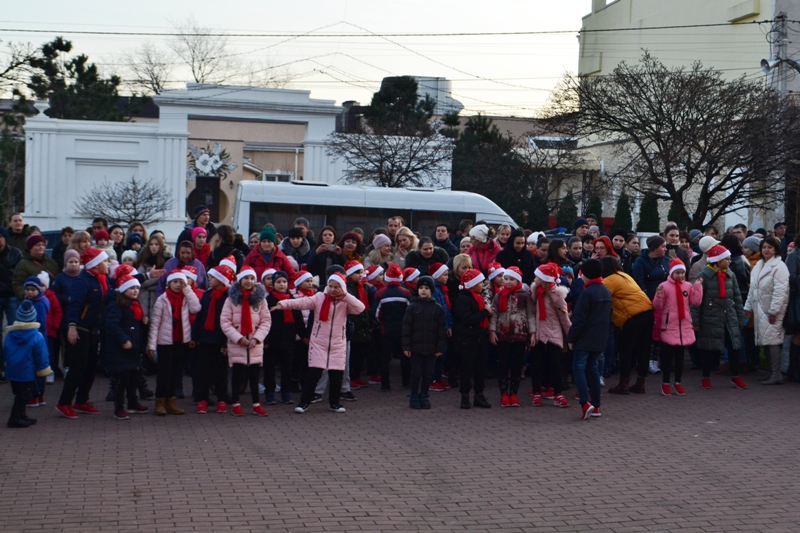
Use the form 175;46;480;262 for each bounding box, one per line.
253;404;268;417
215;401;227;413
438;379;452;390
55;404;78;419
543;387;555;400
701;378;712;389
26;398;39;408
368;375;382;385
429;381;447;392
73;402;100;414
574;391;580;400
674;383;685;396
581;402;595;420
591;407;602;417
231;404;244;417
532;393;542;407
661;383;671;396
38;397;46;406
129;404;149;414
355;378;369;387
500;392;510;407
528;389;535;397
731;376;747;390
349;380;361;390
196;400;208;414
509;394;520;407
114;411;130;420
553;394;569;408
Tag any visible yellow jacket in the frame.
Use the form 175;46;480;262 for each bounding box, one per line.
602;272;654;328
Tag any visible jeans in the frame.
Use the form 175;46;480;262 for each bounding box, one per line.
573;350;601;407
0;296;19;370
409;353;435;395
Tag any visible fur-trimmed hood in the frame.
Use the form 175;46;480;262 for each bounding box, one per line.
227;282;267;307
6;321;41;332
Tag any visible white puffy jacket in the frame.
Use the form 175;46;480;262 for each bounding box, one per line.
744;255;790;346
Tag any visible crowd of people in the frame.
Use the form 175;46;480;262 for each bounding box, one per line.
1;206;799;427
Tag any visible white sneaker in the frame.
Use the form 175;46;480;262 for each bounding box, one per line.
649;360;661;374
275;385;281;393
599;377;605;387
46;373;55;384
258;383;266;394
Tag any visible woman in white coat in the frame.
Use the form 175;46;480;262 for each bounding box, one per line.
744;237;790;385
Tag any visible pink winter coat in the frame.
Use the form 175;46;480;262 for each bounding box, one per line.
147;286;202;351
220;283;271;366
532;284;571;348
466;239;501;275
279;289;365;371
652;277;703;346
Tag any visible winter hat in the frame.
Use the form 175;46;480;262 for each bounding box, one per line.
585;213;599;222
611;229;629;241
16;300;37;323
338;232;363;252
561;265;574;278
707;245;731;263
669;258;686;275
259;227;277;244
116;275;141;293
287;227;304;239
26;234;46;250
94;230;109;243
191;227;208;241
327;272;347;288
182;265;198;282
372;234;391;250
384;264;403;283
64;249;80;262
23;276;42;290
345;260;364;277
487;262;505;281
589;225;600;234
535;263;562;283
581;258;602;280
166;269;188;284
689;229;703;243
126;233;144;248
121;250;138;264
36;271;50;289
260;268;276;282
403;267;421;284
698;235;720;253
460;236;471;248
416;275;435;293
460;268;485;289
272;270;289;284
293;270;313;287
0;226;8;241
504;266;523;283
469;224;490;244
646;235;666;252
365;265;384;281
774;221;787;230
742;236;762;253
430;262;448;280
81;248;108;270
220;255;238;272
194;205;210;218
573;218;589;231
209;266;235;288
237;267;257;282
114;264;135;279
527;231;545;245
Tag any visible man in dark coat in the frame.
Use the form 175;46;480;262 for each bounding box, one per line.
176;205;217;248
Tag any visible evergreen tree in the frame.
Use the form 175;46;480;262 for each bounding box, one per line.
524;192;551;230
556;190;578;230
362;76;435;136
636;194;660;232
667;201;683;229
612;192;633;232
586;194;603;221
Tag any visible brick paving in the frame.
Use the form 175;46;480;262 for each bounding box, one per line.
1;365;799;533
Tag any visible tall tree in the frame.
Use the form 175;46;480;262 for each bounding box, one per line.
556;190;578;230
667;201;683;229
169;16;237;84
586;195;603;221
637;194;660;232
612;193;633;232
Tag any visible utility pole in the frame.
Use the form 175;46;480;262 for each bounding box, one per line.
774;12;788;95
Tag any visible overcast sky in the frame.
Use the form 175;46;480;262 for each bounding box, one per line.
0;1;592;116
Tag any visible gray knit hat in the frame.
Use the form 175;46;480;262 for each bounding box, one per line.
742;236;762;253
689;229;703;243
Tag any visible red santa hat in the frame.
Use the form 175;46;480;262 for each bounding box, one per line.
535;263;562;284
385;264;403;283
403;267;420;283
115;275;141;293
81;248;109;270
260;268;276;282
365;265;384;281
487;262;505;281
345;260;365;277
237;267;257;282
166;269;188;284
113;264;135;279
219;255;238;273
182;265;198;282
327;272;347;288
209;266;235;288
707;245;731;263
460;268;485;289
669;258;686;275
293;270;313;287
430;262;449;280
504;266;523;283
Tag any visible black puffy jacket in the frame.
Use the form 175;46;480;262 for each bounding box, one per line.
103;299;143;374
0;245;22;298
402;297;446;355
453;289;490;341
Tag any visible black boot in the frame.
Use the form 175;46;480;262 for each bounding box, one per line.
137;369;154;400
788;344;800;382
473;393;492;408
7;402;32;428
106;374;119;402
460;393;471;409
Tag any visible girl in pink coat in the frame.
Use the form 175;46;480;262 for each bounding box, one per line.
652;259;703;396
220;267;271;417
274;272;365;413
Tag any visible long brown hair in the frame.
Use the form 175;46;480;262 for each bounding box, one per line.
137;234;167;269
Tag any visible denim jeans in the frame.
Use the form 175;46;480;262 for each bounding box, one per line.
0;296;19;370
573;350;601;408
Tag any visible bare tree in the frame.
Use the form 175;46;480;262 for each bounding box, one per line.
169;16;237;84
119;42;174;95
0;40;37;97
544;52;800;228
243;56;295;89
74;177;175;226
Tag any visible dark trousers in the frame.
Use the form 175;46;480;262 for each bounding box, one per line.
742;327;759;370
459;331;488;395
292;341;309;389
196;343;228;403
231;363;260;404
619;310;654;378
58;331;99;406
113;369;139;412
9;380;37;423
367;333;382;376
445;336;461;386
531;342;563;395
700;332;739;378
349;341;370;381
48;336;60;374
264;344;292;394
380;335;409;390
660;344;686;383
301;367;343;405
175;343;195;396
155;343;185;398
410;353;436;396
497;341;525;395
573;351;601;407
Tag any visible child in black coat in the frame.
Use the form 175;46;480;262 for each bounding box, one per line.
402;276;446;409
265;271;305;405
453;268;494;410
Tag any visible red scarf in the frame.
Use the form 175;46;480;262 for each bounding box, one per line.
438;283;451;309
130;300;144;321
203;288;227;332
405;282;417;292
584;277;604;288
165;288;184;320
469;291;489;329
371;280;386;291
272;291;295;323
711;268;727;298
239;289;254;336
320;292;344;322
674;280;686;320
297;288;315;298
497;284;519;312
535;284;549;320
90;270;107;296
356;282;370;310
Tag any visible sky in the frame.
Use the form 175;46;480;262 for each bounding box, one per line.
0;0;592;117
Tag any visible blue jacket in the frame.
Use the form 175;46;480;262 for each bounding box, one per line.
3;322;50;382
374;284;410;337
67;270;107;331
567;282;612;352
631;253;670;300
191;288;229;345
52;273;79;327
433;282;453;330
103;299;143;373
29;292;50;339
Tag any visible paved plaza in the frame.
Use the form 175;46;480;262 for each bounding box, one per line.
1;366;799;533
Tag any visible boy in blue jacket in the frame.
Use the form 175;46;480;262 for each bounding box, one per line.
4;300;52;427
23;276;50;406
567;259;612;420
374;264;411;391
